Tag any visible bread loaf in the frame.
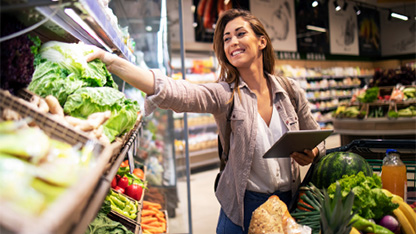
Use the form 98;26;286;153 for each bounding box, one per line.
248;195;308;234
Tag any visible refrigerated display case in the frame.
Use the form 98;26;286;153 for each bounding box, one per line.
0;0;191;233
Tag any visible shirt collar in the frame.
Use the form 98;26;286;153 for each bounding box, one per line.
267;73;288;97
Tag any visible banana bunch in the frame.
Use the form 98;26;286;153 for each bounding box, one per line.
382;189;416;234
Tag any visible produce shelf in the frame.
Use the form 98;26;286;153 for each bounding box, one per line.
0;89;120;234
0;89;143;234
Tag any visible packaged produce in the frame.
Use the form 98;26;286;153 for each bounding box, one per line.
0;119;96;216
381;149;407;200
248;195;311;234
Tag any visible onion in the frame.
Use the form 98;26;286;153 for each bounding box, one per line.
378;215;399;232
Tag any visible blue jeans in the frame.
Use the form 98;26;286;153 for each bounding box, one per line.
216;190;292;234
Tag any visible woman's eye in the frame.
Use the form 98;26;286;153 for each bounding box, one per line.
224;37;230;42
237;32;246;37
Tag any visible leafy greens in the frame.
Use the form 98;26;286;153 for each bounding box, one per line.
327;171;399;220
64;87;140;142
27;41;140;142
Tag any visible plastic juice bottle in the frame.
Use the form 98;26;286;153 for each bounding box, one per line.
381;149;407;200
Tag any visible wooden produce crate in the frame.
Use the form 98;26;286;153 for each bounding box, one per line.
0;89;123;234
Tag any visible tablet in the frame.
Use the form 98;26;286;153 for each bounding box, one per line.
263;129;333;158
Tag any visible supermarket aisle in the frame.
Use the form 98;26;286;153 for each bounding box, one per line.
169;134;341;234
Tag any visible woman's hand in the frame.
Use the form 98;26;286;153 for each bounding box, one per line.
85;46;119;72
290;147;318;166
83;45;155;95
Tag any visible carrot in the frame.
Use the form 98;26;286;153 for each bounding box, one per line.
141;209;157;217
142;229;152;234
141;217;158;224
143;201;162;210
141;223;165;233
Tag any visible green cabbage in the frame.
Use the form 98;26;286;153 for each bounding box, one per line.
64;87;140;142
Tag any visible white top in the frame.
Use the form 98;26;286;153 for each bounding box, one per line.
247;105;291;193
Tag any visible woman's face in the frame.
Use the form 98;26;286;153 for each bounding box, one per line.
223;17;265;70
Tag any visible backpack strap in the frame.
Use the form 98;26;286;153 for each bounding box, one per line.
218;94;234;171
276;75;298;112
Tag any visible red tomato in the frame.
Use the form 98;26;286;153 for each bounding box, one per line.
114;186;125;194
133;168;144;180
111;177;117;188
118;176;129;189
125;184;143;201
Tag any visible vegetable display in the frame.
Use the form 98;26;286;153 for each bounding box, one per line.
105;189;138;220
85;200;134;234
292;168;415;234
0;19;36;94
64;87;140;142
327;172;398;220
111;160;146;202
311;152;373;189
141;200;167;234
27;40;140;143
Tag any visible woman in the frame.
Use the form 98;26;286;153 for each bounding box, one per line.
86;8;325;234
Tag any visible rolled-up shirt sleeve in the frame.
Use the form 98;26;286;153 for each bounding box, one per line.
144;69;166;116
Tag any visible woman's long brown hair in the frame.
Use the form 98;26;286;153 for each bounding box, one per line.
213;8;276;101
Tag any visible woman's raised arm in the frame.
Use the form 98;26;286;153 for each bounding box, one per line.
85;46;155;95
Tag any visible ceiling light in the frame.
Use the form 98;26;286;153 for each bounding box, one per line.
334;1;341;11
145;26;153;32
354;5;361;15
312;1;319;7
391;12;408;21
306;25;327;32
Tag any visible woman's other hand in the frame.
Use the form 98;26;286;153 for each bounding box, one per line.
290;147;318;166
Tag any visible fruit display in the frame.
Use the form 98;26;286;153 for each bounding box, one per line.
335;85;416;120
291;147;416;234
311;152;373;189
291;179;415;234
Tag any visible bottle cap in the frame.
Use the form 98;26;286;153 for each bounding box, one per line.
386;149;398;154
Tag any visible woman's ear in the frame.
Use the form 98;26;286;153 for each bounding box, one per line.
258;36;267;50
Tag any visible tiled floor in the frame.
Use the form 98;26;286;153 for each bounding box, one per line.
168;134;341;234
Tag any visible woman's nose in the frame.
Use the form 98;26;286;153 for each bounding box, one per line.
230;36;238;45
